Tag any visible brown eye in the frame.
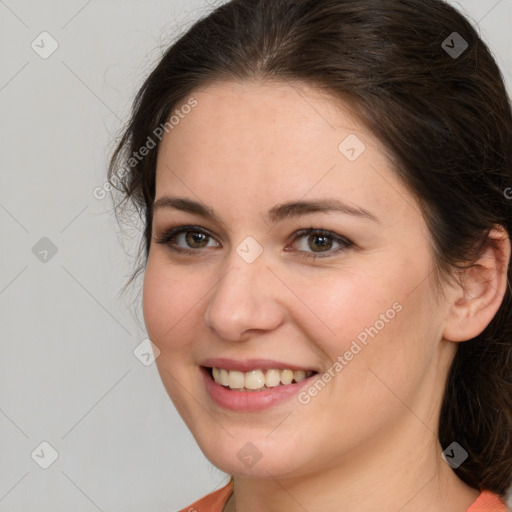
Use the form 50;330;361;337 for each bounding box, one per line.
290;228;353;259
307;233;333;252
183;231;209;248
154;225;219;253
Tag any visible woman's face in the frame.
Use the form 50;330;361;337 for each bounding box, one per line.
143;80;458;478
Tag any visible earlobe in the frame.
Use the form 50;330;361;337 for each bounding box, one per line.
443;225;511;343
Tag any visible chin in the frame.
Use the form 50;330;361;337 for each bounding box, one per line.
196;435;314;480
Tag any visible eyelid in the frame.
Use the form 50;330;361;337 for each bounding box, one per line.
154;224;353;258
154;224;220;249
288;228;353;258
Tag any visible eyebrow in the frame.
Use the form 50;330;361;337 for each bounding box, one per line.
152;196;380;225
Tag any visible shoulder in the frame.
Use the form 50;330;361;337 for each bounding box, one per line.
466;490;510;512
177;483;509;512
177;478;234;512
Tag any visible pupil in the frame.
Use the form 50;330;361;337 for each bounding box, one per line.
311;234;331;252
187;232;207;247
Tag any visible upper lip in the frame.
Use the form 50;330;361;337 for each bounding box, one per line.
200;357;318;373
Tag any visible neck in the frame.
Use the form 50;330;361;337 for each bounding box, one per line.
224;420;479;512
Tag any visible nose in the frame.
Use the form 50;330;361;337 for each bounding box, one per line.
203;254;285;342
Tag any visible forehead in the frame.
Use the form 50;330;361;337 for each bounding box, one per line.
154;80;413;226
159;79;366;154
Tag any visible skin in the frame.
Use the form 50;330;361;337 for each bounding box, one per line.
142;80;510;512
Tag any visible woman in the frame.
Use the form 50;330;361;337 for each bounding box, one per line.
108;0;512;510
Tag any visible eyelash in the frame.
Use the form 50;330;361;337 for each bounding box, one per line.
154;224;354;260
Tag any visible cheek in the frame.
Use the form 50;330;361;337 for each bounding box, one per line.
142;261;167;341
291;271;437;447
142;258;201;418
142;257;196;351
290;267;401;354
297;261;437;388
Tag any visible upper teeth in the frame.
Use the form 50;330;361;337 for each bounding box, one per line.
211;367;314;390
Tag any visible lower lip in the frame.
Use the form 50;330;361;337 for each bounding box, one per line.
201;367;317;411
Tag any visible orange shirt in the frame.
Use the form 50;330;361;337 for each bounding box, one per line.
178;478;510;512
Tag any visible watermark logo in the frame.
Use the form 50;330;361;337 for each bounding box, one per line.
442;442;468;469
31;441;59;469
32;237;58;263
237;441;262;468
31;31;59;59
442;32;468;59
133;338;160;366
236;236;263;263
338;134;366;162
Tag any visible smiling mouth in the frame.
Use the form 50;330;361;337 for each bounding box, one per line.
204;366;318;392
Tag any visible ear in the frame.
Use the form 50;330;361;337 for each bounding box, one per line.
443;225;511;343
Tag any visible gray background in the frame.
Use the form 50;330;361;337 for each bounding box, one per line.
1;1;511;510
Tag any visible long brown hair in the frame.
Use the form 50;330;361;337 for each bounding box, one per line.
108;0;512;495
